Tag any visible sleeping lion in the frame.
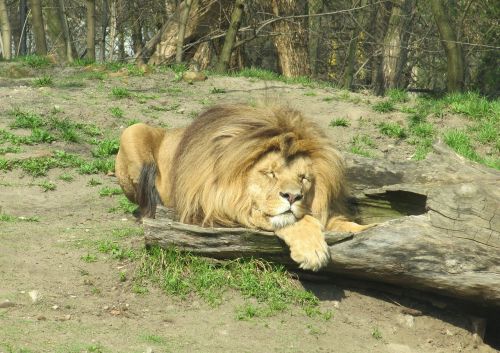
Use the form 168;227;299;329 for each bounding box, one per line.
115;104;371;271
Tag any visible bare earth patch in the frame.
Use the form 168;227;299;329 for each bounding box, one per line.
0;65;497;353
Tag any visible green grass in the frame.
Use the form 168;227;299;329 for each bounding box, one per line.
0;146;21;155
33;75;53;87
210;87;226;94
443;129;481;162
92;138;119;158
108;196;137;214
444;92;495;120
39;180;56;192
135;246;321;316
378;122;407;138
21;54;51;68
87;178;102;186
329;118;350;127
111;87;131;99
81;253;98;263
110;227;143;238
350;135;375;157
110;107;124;118
140;334;166;344
97;240;137;260
10;110;46;129
99;186;122;197
373;100;395;113
228;67;316;87
386;88;409;103
372;327;383;340
58;172;74;182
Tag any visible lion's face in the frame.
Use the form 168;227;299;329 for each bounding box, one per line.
247;151;315;231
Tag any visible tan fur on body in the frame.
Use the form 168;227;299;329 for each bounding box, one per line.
115;104;372;271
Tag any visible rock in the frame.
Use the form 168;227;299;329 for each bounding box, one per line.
52;305;59;310
182;71;207;83
145;347;154;353
386;343;413;353
37;315;47;321
56;314;71;321
397;314;415;328
28;290;40;303
0;300;15;308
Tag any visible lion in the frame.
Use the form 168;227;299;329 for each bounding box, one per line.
115;104;372;271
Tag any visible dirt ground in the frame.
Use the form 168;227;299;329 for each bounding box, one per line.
0;64;498;353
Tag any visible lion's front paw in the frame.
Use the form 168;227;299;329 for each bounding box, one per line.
289;237;331;272
275;215;331;272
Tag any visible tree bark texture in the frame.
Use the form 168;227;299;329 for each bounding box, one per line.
86;0;96;61
370;1;392;96
18;0;28;56
0;0;11;59
270;0;310;77
29;0;47;55
430;0;465;92
100;0;108;62
131;0;144;63
307;0;322;77
149;0;228;66
342;0;368;90
175;0;193;63
381;0;415;90
46;0;73;62
214;0;245;72
144;143;500;306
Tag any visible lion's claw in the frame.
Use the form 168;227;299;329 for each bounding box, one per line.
289;238;331;272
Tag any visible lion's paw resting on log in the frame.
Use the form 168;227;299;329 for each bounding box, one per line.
115;104;373;271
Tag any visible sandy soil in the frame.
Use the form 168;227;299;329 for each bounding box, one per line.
0;64;497;353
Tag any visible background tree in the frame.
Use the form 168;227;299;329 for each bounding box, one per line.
176;0;193;63
215;0;245;72
430;0;465;92
0;0;11;59
86;0;96;61
29;0;47;55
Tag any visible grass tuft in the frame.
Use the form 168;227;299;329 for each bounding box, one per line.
111;87;131;99
329;118;350;127
135;246;321;316
378;122;407;138
33;75;53;87
373;100;395;113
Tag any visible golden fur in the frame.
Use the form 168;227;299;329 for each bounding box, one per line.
115;104;371;271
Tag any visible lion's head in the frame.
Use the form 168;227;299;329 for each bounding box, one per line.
170;104;346;230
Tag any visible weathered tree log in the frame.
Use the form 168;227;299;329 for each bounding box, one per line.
143;143;500;307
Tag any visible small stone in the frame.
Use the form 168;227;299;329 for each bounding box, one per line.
103;305;110;310
332;300;340;309
52;305;59;310
28;290;40;303
445;329;454;336
110;309;121;316
0;300;15;308
56;314;71;321
145;347;154;353
37;315;47;321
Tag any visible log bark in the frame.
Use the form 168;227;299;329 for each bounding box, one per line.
144;143;500;307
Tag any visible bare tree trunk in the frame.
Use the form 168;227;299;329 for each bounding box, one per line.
381;0;415;90
109;0;117;61
370;1;392;96
308;0;322;77
131;1;144;64
58;0;74;62
342;0;368;90
18;0;28;56
214;0;245;73
271;0;310;77
176;0;193;63
100;0;108;62
29;0;47;55
86;0;96;61
0;0;11;59
46;0;73;62
430;0;465;92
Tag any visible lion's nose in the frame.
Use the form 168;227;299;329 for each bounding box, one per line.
279;191;303;204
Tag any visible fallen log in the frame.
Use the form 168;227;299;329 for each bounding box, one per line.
143;143;500;307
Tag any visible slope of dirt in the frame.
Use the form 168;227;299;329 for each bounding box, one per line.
0;64;497;353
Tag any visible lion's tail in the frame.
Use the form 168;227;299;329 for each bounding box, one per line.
136;163;163;218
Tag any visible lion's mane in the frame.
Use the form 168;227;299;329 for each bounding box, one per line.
170;104;347;228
